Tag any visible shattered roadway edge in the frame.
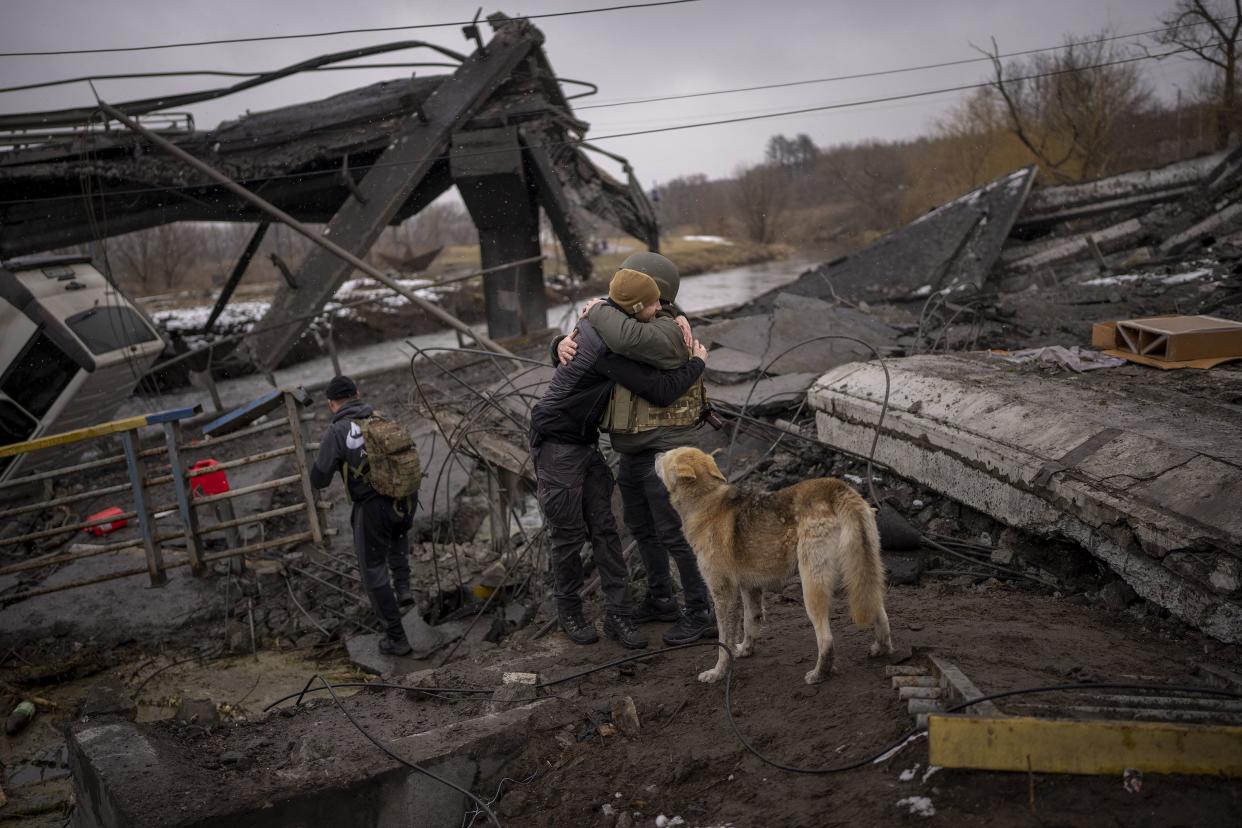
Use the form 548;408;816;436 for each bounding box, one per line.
66;696;553;828
810;354;1242;643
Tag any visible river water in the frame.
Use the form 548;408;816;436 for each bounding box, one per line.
123;257;814;413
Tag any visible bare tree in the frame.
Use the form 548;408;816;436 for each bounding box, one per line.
110;223;205;293
1154;0;1242;149
730;163;788;243
766;133;819;172
982;31;1153;181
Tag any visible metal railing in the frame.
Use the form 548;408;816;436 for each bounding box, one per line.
0;391;324;606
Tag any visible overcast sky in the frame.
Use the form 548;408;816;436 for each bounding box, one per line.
0;0;1207;188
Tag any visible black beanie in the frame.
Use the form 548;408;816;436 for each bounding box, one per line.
325;375;358;401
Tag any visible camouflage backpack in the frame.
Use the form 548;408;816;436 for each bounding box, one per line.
359;411;422;499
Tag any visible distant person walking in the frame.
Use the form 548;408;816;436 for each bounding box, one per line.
310;376;418;656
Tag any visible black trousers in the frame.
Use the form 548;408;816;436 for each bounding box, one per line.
351;495;415;641
531;440;632;617
617;450;711;613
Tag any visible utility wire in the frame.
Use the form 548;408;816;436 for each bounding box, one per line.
575;16;1240;111
0;64;462;95
0;38;1222;211
0;1;704;58
3;15;1226;103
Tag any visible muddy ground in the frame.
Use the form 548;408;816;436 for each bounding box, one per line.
480;581;1240;826
140;576;1242;827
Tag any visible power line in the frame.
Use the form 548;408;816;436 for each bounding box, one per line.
0;39;1224;210
0;0;703;58
5;13;1227;104
0;64;463;96
576;18;1237;111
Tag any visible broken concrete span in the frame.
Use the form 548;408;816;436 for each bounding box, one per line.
810;353;1242;642
68;695;548;827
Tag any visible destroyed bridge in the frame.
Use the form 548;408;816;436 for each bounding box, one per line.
0;12;659;372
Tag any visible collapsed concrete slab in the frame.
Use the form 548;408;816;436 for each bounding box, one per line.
68;694;550;828
708;372;819;414
698;293;899;375
746;166;1037;308
809;354;1242;642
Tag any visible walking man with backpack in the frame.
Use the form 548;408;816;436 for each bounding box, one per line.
311;375;422;656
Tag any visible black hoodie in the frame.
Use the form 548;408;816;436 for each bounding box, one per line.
530;318;704;446
310;398;377;503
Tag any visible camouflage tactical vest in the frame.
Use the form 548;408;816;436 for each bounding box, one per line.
600;375;706;434
357;412;422;499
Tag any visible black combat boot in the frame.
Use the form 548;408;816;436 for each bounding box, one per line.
378;635;413;656
558;610;600;645
662;608;717;646
395;585;415;608
632;595;680;624
603;613;649;649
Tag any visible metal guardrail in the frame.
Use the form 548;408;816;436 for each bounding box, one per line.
0;391;324;606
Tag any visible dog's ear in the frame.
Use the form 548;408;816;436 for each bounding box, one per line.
673;462;697;483
706;461;726;482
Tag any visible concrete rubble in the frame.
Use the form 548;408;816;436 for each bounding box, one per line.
810;353;1242;642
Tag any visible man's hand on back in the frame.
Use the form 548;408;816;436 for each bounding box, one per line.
579;297;604;318
692;340;708;363
557;334;579;365
675;315;693;350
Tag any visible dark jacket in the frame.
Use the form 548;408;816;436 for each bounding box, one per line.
310;399;377;503
531;318;704;446
586;301;704;455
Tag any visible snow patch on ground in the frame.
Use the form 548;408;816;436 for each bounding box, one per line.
1082;268;1211;288
683;235;734;245
896;796;936;818
153;300;269;335
1160;268;1211;285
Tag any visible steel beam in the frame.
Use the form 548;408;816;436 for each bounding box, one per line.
161;420;205;576
285;391;324;547
96;101;511;358
120;429;166;587
203;222;269;334
245;20;542;370
520;123;594;280
453;126;546;338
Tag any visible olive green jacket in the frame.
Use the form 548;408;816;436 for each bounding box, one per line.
586;301;703;454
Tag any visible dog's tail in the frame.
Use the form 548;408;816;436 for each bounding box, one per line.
841;497;886;627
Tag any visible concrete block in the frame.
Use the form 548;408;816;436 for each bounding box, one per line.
810;353;1242;643
68;697;549;828
78;678;137;723
345;609;445;676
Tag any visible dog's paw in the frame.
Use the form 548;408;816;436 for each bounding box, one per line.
803;669;828;685
868;640;895;658
698;668;724;684
736;640;753;658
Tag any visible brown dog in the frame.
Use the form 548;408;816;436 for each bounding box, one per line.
655;447;893;684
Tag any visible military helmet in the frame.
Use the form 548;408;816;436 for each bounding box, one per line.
619;251;680;302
